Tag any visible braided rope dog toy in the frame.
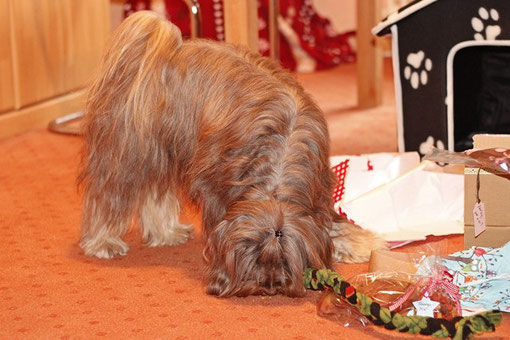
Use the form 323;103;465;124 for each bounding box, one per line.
304;268;502;339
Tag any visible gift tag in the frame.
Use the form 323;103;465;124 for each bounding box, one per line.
412;295;440;318
473;201;486;237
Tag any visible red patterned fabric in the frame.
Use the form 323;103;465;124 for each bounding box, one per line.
124;0;355;71
331;159;354;222
331;159;349;203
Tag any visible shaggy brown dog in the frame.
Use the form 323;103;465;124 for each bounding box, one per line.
79;11;385;297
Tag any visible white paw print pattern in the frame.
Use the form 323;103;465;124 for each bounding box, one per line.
471;7;501;41
404;51;432;90
419;136;445;156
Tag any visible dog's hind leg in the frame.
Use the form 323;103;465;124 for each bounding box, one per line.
79;11;187;258
79;197;131;259
139;190;194;247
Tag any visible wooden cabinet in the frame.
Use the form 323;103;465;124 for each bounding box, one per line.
0;0;15;113
0;0;110;138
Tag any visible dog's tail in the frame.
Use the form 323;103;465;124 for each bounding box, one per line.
85;10;182;139
79;11;183;234
330;211;388;263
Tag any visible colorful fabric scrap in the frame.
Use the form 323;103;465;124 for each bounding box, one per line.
442;242;510;315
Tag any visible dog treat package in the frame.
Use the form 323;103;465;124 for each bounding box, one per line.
318;256;463;326
317;272;414;327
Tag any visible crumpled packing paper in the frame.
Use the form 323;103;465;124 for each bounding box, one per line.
331;153;464;242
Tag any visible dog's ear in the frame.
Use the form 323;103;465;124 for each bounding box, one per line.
203;218;260;297
204;264;231;296
202;219;227;264
202;219;231;296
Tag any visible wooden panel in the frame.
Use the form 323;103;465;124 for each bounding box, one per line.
10;0;110;109
0;89;85;140
357;0;383;109
0;0;14;113
223;0;258;52
69;0;110;90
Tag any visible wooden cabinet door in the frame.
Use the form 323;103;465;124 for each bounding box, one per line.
0;0;15;113
9;0;110;109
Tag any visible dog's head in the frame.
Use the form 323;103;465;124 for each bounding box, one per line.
203;199;332;297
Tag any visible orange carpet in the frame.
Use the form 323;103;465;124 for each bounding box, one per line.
1;129;509;339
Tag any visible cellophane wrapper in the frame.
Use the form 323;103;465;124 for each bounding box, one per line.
318;256;462;327
424;147;510;174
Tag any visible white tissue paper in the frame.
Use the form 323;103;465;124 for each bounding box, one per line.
330;153;464;242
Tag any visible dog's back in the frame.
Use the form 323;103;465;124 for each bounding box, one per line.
163;38;335;217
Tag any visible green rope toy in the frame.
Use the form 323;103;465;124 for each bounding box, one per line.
304;268;502;340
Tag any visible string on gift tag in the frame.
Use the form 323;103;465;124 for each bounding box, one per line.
476;168;481;204
473;168;487;237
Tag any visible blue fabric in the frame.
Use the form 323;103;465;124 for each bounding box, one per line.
442;241;510;315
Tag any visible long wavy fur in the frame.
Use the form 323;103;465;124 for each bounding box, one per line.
79;11;385;297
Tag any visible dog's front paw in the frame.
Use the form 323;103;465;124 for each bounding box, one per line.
144;223;194;247
330;221;387;263
80;237;129;259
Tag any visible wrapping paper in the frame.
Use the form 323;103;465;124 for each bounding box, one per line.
330;152;420;204
424;147;510;175
330;153;464;242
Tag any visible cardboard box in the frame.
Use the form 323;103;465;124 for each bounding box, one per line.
473;134;510;149
464;226;510;248
464;169;510;226
464;134;510;248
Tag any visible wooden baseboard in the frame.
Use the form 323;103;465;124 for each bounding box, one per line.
0;90;86;140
